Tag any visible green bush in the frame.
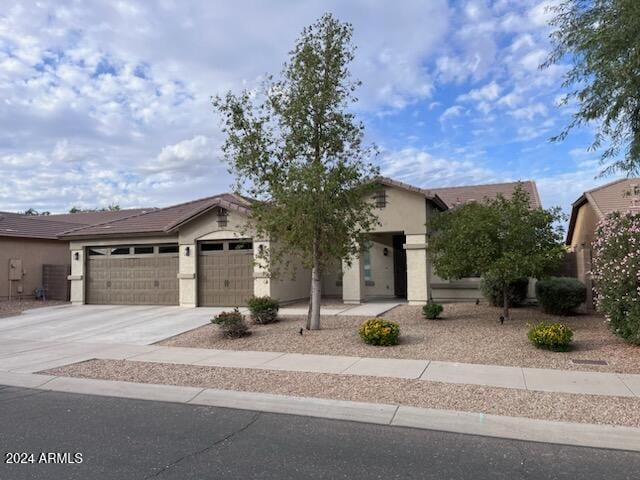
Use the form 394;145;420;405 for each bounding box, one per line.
527;322;573;351
480;276;529;307
422;303;443;320
359;318;400;346
211;309;250;338
535;277;586;315
247;296;280;324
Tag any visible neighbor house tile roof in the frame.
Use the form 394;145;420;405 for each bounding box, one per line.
59;193;252;239
429;181;542;208
0;212;86;240
45;209;152;225
0;208;153;240
566;177;640;244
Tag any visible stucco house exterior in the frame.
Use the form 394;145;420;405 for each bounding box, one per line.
565;177;640;308
0;209;148;301
60;177;540;308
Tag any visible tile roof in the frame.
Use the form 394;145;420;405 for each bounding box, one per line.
428;181;542;208
375;177;448;210
566;177;640;244
0;212;86;240
0;208;152;240
45;209;152;225
59;193;252;238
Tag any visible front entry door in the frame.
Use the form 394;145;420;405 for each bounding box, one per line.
392;234;407;298
198;240;254;306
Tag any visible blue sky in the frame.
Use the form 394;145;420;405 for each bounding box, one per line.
0;0;618;215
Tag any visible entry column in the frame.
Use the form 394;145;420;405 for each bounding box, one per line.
342;255;365;304
405;234;429;305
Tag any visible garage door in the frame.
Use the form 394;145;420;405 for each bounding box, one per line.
86;243;179;305
198;240;254;306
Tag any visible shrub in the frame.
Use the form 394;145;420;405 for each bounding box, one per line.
591;212;640;344
535;277;586;315
247;296;280;324
211;309;250;338
359;318;400;346
480;276;529;307
527;322;573;351
422;302;443;320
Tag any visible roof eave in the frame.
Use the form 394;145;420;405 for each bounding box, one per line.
565;194;588;245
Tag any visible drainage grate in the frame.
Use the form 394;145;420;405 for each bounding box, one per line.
571;359;608;366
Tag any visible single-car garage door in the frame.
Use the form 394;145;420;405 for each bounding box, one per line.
198;240;254;306
86;243;179;305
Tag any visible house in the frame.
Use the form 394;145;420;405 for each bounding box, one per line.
565;177;640;308
60;177;539;307
0;209;149;300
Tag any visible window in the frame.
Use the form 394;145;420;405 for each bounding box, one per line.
158;244;179;254
373;188;386;208
363;247;372;282
110;247;130;255
201;243;223;252
88;248;107;256
229;241;253;250
134;246;154;255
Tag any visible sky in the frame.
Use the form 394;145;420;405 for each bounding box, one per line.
0;0;622;216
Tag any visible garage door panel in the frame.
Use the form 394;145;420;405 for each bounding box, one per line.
86;245;178;306
198;242;253;307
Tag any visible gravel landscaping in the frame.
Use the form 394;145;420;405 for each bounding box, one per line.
0;299;67;318
44;359;640;428
159;303;640;373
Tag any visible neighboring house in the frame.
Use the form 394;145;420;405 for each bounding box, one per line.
60;177;539;307
565;177;640;308
0;209;149;301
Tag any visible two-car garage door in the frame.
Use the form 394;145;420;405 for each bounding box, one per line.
85;240;254;306
86;244;179;305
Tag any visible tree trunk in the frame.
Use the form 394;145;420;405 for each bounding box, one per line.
502;286;510;322
305;280;313;330
309;260;322;330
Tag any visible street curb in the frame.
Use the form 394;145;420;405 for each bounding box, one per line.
1;372;639;452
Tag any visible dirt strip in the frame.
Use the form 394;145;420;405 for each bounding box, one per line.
44;359;640;428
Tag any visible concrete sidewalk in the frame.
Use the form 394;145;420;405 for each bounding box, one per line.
1;339;639;398
278;300;402;317
1;371;639;453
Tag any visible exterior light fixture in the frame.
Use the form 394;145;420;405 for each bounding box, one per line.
383;247;389;256
185;246;191;256
74;252;80;261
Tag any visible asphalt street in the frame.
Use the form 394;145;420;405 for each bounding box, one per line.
0;385;638;479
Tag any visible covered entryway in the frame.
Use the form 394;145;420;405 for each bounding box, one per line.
197;240;254;306
86;244;179;305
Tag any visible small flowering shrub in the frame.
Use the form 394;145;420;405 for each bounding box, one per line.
211;309;250;338
591;212;640;344
422;302;444;320
527;322;573;351
359;318;400;346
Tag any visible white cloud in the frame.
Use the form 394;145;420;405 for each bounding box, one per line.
439;105;464;124
458;81;502;103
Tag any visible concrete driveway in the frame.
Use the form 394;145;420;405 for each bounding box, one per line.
0;304;236;345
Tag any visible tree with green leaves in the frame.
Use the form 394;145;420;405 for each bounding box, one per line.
213;14;379;330
69;205;121;213
428;184;566;321
543;0;640;175
23;208;50;216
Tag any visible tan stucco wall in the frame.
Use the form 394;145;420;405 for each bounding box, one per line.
364;233;396;298
1;237;70;300
268;251;311;303
371;186;428;234
569;203;600;250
